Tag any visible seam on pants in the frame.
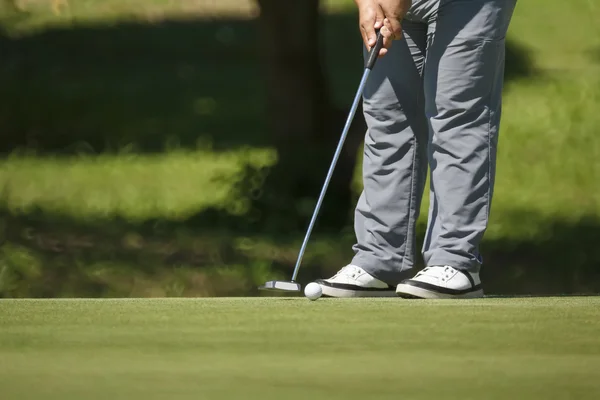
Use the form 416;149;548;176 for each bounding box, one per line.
480;39;503;267
484;111;491;223
484;40;503;221
421;30;436;256
480;111;491;266
401;135;418;272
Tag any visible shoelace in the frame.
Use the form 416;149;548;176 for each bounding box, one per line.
415;266;455;282
333;265;361;279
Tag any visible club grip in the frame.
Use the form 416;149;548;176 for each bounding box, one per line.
366;31;384;70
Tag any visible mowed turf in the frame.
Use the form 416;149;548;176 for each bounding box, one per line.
1;298;599;399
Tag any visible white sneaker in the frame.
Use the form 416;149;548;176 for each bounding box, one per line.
396;265;484;299
315;265;396;298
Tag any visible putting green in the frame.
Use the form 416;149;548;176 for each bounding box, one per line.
1;297;599;399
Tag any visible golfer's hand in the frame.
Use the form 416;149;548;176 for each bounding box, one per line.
355;0;411;56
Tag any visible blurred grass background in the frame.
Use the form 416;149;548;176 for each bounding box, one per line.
0;0;599;297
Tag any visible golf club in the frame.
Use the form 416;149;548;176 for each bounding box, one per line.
259;32;385;293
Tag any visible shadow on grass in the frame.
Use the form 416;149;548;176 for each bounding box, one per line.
1;209;599;297
504;38;538;81
0;17;267;153
480;213;600;295
587;45;600;64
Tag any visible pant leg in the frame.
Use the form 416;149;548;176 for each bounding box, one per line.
422;0;517;271
352;21;429;285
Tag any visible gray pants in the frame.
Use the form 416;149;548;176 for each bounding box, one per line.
352;0;517;285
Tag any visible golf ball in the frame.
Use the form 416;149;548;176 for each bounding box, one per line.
304;282;322;301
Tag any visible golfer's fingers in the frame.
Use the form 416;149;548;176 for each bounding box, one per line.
374;5;384;30
380;23;394;52
359;23;369;49
385;16;403;40
359;9;377;49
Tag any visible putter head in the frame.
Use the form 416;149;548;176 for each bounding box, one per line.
258;281;302;292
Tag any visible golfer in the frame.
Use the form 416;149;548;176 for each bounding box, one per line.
316;0;517;298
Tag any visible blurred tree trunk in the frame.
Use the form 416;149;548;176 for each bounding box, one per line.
255;0;363;231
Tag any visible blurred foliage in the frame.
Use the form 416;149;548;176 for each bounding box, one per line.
0;0;599;297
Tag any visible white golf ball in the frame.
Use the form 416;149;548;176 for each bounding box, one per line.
304;282;322;301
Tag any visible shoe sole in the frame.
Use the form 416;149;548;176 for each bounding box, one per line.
396;284;484;299
320;285;397;298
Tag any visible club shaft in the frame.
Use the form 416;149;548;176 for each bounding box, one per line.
291;68;372;282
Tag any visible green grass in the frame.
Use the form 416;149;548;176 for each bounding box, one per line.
1;297;600;399
1;149;275;220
